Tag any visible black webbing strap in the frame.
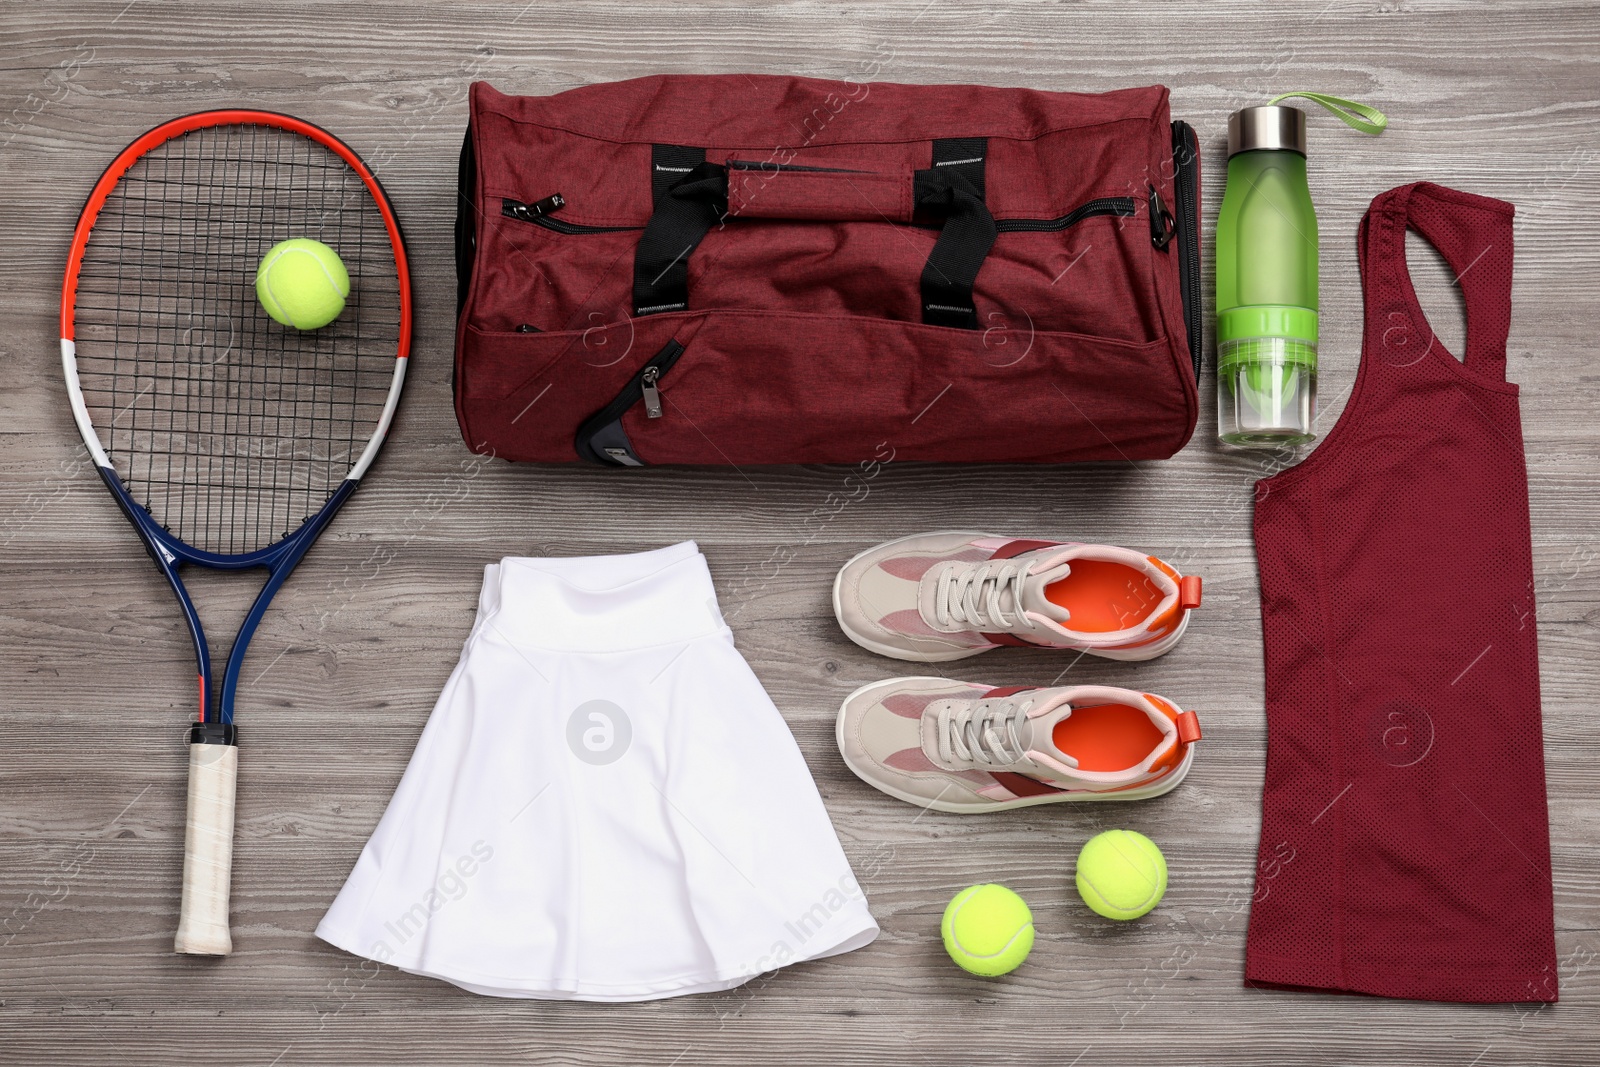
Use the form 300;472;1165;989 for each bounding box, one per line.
917;138;995;330
633;156;724;316
651;144;706;204
930;137;986;199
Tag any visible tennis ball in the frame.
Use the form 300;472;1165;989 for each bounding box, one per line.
941;883;1034;977
256;238;349;329
1075;829;1167;921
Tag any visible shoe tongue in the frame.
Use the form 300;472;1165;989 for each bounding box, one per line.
1016;549;1076;624
1014;689;1077;765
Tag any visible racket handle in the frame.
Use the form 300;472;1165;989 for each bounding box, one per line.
174;726;238;956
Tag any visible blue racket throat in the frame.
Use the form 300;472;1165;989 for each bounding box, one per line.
95;466;361;729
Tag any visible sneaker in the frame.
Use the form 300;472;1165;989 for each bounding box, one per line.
832;531;1200;663
835;677;1202;813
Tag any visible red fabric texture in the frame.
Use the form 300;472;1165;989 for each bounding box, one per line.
454;77;1198;464
1246;183;1558;1003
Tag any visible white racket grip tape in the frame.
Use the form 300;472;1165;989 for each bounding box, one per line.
174;741;238;955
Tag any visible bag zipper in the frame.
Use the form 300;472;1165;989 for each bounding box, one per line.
726;160;868;174
508;193;1132;237
613;342;684;421
1170;121;1203;379
1148;185;1176;249
640;365;664;417
502;196;642;235
455;127;478;320
508;193;564;217
995;197;1135;233
574;340;688;464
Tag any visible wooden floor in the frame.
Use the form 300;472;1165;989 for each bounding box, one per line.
3;2;1598;1063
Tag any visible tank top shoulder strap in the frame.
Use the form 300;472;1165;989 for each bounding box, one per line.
1359;182;1516;380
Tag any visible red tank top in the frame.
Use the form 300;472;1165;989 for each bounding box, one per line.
1245;183;1557;1003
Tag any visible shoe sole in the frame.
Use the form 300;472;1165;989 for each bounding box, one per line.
835;678;1196;814
831;531;1193;664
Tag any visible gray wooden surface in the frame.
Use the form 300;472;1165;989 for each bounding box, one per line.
2;1;1597;1063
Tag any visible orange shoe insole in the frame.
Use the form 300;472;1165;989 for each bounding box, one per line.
1050;703;1165;772
1043;559;1162;633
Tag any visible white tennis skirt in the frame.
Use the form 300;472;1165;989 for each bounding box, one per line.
317;542;878;1000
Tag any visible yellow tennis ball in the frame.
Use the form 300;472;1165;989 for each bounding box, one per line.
1076;829;1167;920
941;883;1034;977
256;238;349;329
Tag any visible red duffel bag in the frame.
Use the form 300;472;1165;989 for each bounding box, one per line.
453;76;1201;465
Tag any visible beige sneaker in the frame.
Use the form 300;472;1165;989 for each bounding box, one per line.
836;677;1202;813
832;531;1201;662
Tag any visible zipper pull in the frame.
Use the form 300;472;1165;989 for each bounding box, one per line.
503;194;566;221
641;366;664;418
1148;185;1175;250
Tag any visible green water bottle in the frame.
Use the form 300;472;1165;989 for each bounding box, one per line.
1216;104;1319;446
1215;92;1387;447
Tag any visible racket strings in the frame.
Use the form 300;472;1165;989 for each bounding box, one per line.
72;123;400;556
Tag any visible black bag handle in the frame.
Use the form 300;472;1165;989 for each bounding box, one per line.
631;161;726;316
631;140;997;329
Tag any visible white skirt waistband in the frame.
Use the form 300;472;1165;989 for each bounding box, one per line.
475;541;725;653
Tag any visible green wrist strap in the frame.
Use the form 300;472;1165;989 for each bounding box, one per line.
1267;91;1388;135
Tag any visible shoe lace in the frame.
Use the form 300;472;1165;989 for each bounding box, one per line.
935;697;1033;767
933;560;1036;632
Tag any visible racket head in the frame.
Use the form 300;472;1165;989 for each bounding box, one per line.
61;110;411;562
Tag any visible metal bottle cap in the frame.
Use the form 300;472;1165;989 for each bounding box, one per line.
1228;105;1307;157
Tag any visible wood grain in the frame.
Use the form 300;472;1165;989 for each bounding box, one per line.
2;1;1598;1063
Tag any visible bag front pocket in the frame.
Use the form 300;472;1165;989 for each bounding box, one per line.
575;309;1192;466
455;319;687;461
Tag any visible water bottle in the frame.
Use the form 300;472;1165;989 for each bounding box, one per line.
1215;104;1319;446
1214;93;1387;448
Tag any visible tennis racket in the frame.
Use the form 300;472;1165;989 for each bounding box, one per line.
61;111;411;956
